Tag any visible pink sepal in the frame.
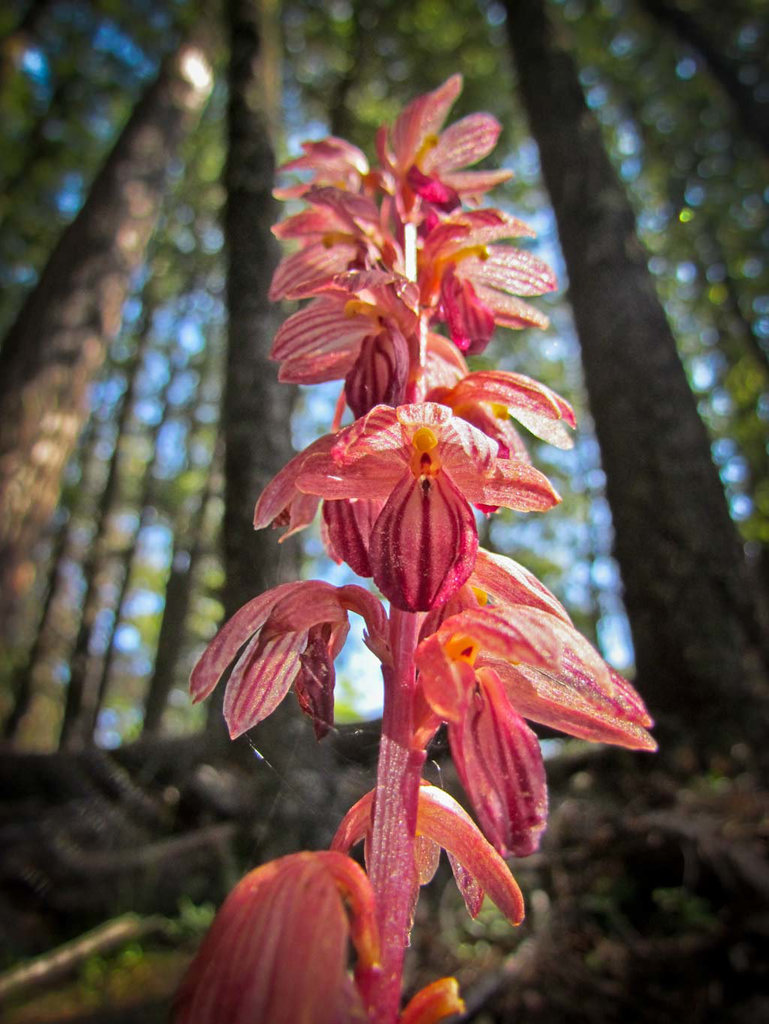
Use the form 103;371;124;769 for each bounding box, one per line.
190;581;387;739
173;851;378;1024
399;977;465;1024
322;497;382;578
493;657;656;751
331;783;525;926
449;666;548;856
471;548;573;623
445;369;576;449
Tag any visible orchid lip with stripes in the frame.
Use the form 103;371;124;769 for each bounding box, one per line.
256;402;560;612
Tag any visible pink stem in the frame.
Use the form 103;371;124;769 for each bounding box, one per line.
365;607;425;1024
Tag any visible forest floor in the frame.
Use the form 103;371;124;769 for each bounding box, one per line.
1;740;767;1024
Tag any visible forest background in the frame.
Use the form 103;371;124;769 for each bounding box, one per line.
0;0;767;1021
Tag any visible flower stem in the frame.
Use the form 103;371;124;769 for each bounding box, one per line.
365;607;425;1024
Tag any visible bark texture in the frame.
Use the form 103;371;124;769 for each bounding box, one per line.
221;0;299;621
504;0;767;762
0;41;212;641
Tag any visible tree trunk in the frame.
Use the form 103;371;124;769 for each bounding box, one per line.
504;0;768;764
637;0;769;158
221;0;299;625
58;299;155;750
61;338;188;748
142;447;219;735
0;40;212;643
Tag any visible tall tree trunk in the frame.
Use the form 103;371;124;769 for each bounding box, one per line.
0;41;212;643
60;336;185;749
637;0;769;158
213;0;342;856
58;298;154;749
142;448;219;735
221;0;299;623
142;336;222;737
504;0;768;764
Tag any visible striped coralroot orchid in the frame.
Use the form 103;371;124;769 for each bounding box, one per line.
179;75;655;1024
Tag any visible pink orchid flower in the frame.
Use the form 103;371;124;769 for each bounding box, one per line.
190;580;389;739
270;269;418;400
428;368;576;461
419;209;557;354
173;851;380;1024
273;136;371;200
414;554;655;854
255;403;560;612
376;74;512;220
332;783;525;927
270;188;403;302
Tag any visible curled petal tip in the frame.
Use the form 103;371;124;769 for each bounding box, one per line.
399;977;465;1024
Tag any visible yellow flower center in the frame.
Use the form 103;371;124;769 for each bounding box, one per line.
470;586;489;607
443;634;480;666
412;427;439;452
410;426;441;481
414;133;440;170
344;299;381;320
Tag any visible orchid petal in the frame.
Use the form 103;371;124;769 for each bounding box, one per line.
253;434;334;532
407;165;461;211
471;548;573;624
439;264;496;354
453;456;560;511
422;113;502;173
424;331;468;391
446;853;484;918
474;283;551;330
271;297;369;383
467;245;557;297
323;498;377;577
493;657;657;750
345;326;410;417
418;606;562;678
306;185;381;229
224;629;306;738
269;241;360;301
336;583;391;664
190;582;302;703
415;785;525;925
391;74;462;170
174;853;373;1024
399;978;465;1024
331;785;524;926
370;470;478;612
449;667;548;856
294;622;346;739
416;632;478;722
440;168;514;198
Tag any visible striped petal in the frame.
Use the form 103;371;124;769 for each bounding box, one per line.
449;666;548;857
369;470;478;611
224;629;306;739
422;113;502;173
331;784;524;926
272;297;370;384
466;245;557;297
269;241;360;301
174;852;374;1024
322;498;380;577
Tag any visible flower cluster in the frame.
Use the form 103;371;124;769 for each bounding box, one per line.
178;76;654;1024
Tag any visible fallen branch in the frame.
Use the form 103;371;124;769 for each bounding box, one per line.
0;912;168;1005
